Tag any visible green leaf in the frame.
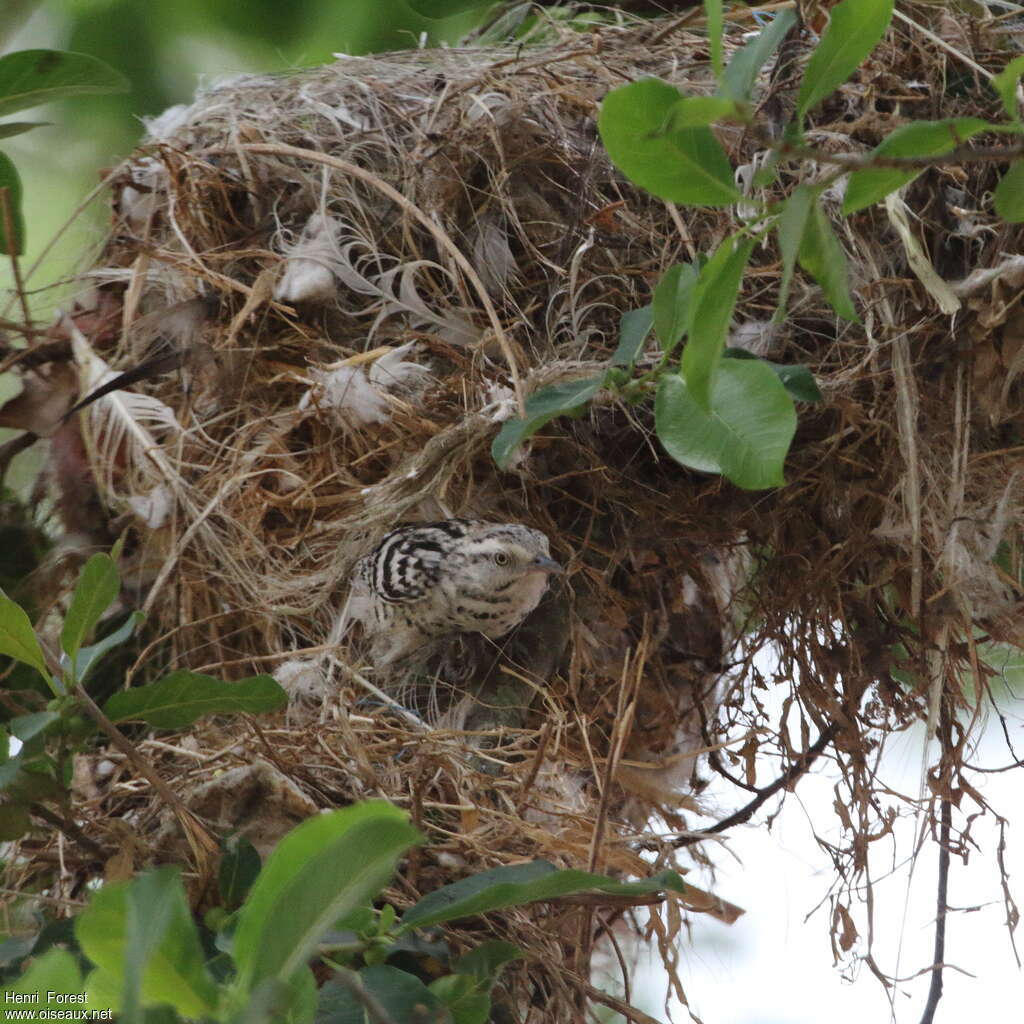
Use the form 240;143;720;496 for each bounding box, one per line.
599;79;740;206
0;150;24;258
723;350;823;403
316;966;449;1024
719;9;797;102
0;801;31;841
994;160;1024;222
61;551;121;664
796;0;894;118
652;263;699;352
0;121;50;139
2;949;83;1019
798;202;858;321
103;670;288;729
429;940;523;1023
9;711;58;743
842;118;990;213
233;802;421;992
491;377;602;469
122;869;180;1023
220;836;262;910
454;940;523;983
667;95;745;128
704;0;724;78
682;237;754;410
775;185;813;318
0;588;53;690
430;973;488;1024
0;50;129;118
993;55;1024;120
612;305;653;366
655;361;797;489
75;868;218;1018
72;611;144;686
399;861;684;931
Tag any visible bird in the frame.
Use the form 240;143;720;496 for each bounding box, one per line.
346;519;562;666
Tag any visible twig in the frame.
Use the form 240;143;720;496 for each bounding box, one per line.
328;967;399;1024
583;983;664;1024
918;698;953;1024
72;684;218;864
29;801;106;860
674;722;839;848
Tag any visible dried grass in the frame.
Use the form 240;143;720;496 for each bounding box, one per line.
7;5;1024;1018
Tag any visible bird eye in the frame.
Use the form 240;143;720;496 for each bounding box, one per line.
493;551;511;567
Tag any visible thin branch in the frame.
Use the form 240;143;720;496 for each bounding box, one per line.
919;699;953;1024
674;723;839;848
328;967;399;1024
29;801;106;860
72;684;218;863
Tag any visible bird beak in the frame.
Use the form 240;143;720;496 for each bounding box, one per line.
529;555;564;574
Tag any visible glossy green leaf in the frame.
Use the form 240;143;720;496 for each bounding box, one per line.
71;611;144;686
797;0;894;118
491;377;602;469
0;802;31;841
652;263;698;352
722;349;823;402
0;121;50;140
993;55;1024;121
655;361;797;489
0;151;24;256
599;79;740;206
775;185;813;317
612;305;653;366
667;95;745;128
316;966;449;1024
60;551;121;663
75;868;218;1018
994;160;1024;223
233;802;421;991
683;237;754;410
719;9;797;102
843;118;989;213
454;940;523;983
103;671;287;729
400;861;684;931
430;973;488;1024
704;0;724;78
0;50;129;118
0;588;53;690
122;869;180;1023
2;949;83;1017
798;203;858;321
9;711;58;744
220;836;262;910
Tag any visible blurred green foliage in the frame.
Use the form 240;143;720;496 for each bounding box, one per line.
0;0;495;318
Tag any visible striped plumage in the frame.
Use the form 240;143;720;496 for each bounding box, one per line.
349;519;561;665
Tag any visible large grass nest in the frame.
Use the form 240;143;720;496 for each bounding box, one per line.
6;4;1024;1017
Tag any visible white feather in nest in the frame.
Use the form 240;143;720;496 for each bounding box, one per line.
299;341;432;429
274;212;342;304
69;323;185;510
331;224;479;346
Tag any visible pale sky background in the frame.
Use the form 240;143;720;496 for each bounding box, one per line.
634;672;1024;1024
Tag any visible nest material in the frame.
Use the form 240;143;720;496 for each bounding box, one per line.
7;6;1024;1017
